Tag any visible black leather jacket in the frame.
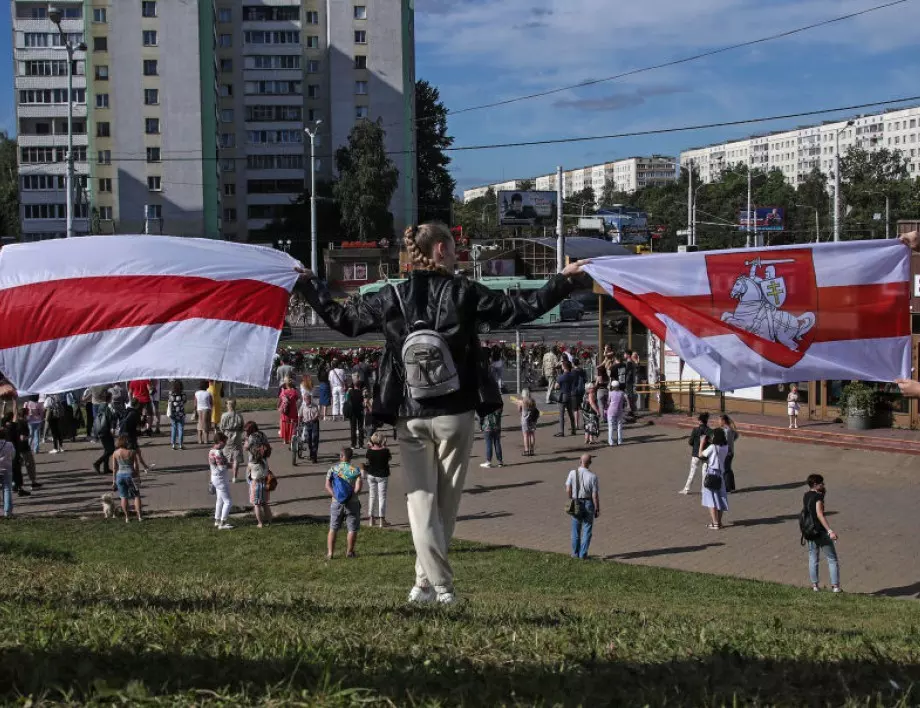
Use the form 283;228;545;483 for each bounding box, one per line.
296;271;578;423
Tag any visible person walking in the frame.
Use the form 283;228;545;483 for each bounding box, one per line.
219;399;245;483
566;453;600;559
364;433;391;527
299;393;321;463
128;379;156;435
209;432;234;530
316;365;332;421
243;421;272;528
515;389;539;456
108;382;128;433
720;414;739;493
167;381;188;451
325;446;362;559
581;383;601;445
345;382;365;449
13;410;39;491
802;474;842;592
149;379;162;435
194;381;213;445
82;384;107;440
787;384;801;429
595;367;609;428
699;427;729;529
44;393;65;454
111;435;143;523
606;381;627;447
91;392;116;475
23;396;44;455
121;400;153;475
2;413;33;498
0;428;16;518
680;412;712;495
296;221;584;604
329;361;347;422
480;407;504;468
208;381;224;434
278;379;300;447
299;374;314;403
542;346;560;404
554;360;577;437
624;351;638;417
572;359;587;430
490;345;505;393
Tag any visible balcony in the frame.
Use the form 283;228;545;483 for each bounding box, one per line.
17;133;88;147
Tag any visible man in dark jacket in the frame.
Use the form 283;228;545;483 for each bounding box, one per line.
554;360;577;437
92;392;116;474
680;412;712;494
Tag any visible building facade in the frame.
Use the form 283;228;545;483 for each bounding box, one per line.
680;105;920;186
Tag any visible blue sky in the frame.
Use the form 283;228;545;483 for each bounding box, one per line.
4;0;920;195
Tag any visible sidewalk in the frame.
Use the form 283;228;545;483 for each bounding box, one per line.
12;401;920;597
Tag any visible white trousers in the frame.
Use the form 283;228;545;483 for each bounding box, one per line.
367;475;389;518
212;471;232;522
397;411;475;594
683;457;703;492
331;387;345;417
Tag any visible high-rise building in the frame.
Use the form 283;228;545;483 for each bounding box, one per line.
10;0;221;240
215;0;416;242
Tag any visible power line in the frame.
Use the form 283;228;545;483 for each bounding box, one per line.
407;0;912;124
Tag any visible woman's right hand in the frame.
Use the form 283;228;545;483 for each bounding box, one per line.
562;259;590;277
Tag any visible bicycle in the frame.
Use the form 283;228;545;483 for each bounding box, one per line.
291;419;308;466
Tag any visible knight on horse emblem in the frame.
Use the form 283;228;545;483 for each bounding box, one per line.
720;257;816;350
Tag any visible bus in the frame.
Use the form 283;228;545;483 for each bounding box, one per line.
358;276;561;333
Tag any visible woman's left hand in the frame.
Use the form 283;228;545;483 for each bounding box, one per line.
562;259;590;277
295;267;316;280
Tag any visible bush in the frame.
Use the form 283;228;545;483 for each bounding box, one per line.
838;381;877;418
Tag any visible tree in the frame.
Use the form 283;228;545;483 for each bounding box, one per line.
517;179;534;191
415;80;455;225
452;187;501;240
334;119;399;240
839;147;911;238
567;186;596;215
599;179;632;208
0;132;19;239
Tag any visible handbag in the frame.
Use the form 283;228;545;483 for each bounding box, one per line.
566;468;581;517
703;450;723;491
208;481;216;495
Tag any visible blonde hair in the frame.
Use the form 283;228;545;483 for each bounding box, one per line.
369;432;384;446
404;222;452;272
226;398;236;412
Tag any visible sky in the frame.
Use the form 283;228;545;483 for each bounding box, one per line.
3;0;920;195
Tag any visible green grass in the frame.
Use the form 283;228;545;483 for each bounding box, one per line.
1;518;919;706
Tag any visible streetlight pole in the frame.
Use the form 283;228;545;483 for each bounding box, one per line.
886;194;890;239
797;204;820;243
304;120;322;324
833;120;855;243
50;6;85;239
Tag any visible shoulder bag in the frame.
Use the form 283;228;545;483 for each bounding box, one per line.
702;448;723;491
566;469;581;517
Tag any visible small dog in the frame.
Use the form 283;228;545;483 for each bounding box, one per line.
101;493;116;519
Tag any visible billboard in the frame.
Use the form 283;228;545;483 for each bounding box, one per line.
497;190;557;226
596;206;649;244
738;207;785;232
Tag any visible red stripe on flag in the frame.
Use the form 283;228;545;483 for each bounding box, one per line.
0;275;290;350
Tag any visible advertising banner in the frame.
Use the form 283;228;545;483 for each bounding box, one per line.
498;191;557;226
738;207;785;232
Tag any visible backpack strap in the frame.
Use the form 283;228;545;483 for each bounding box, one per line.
391;284;408;331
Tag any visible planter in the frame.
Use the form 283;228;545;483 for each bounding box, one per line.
846;412;871;431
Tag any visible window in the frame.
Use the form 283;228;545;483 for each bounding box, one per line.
220;84;233;97
307;84;319;98
308;108;320;122
220;58;233;72
245;105;302;121
23;33;49;48
220;109;234;123
93;36;108;52
99;206;113;221
218;8;232;22
246;154;303;170
244;80;302;95
146;205;162;219
143;60;158;76
355;81;368;95
354;55;367;69
354;30;366;43
143;30;158;47
220;158;235;172
219;34;232;47
96;121;111;137
95;65;109;80
307;59;320;73
343;263;368;281
95;93;109;108
21;175;66;190
145;118;160;134
98;178;112;192
355;105;368;119
93;8;107;22
146;147;161;163
144;88;159;105
354;5;367;19
243;30;300;44
98;150;111;165
147;176;162;191
142;1;157;18
247;179;304;194
244;55;300;70
306;10;319;23
242;6;300;21
306;35;319;48
220;133;235;148
224;183;236;196
223;208;237;222
23;59;84;77
246;129;303;144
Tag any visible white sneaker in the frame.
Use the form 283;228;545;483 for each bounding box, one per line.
48;449;59;455
678;488;690;495
218;523;234;530
407;585;435;604
479;462;493;468
214;521;220;528
436;591;458;605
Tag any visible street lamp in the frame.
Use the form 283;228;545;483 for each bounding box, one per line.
304;120;322;324
49;6;86;239
796;203;820;243
276;239;292;253
833;119;855;243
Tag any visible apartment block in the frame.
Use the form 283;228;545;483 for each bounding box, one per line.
10;0;220;240
680;105;920;186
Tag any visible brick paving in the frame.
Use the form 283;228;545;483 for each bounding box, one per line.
11;401;920;597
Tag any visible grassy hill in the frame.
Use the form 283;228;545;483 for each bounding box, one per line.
1;517;918;706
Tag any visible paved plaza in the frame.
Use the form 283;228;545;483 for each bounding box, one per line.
11;401;920;597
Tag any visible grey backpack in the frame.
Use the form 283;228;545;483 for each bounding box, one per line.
393;283;460;400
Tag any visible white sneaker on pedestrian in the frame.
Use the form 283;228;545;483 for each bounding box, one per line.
407;585;435;604
48;449;59;455
218;523;234;530
214;521;220;528
436;591;458;605
479;462;493;468
678;488;690;495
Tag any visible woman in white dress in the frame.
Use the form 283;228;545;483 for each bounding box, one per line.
699;427;729;530
787;384;800;429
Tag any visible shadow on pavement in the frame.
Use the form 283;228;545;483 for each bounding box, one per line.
874;582;920;599
606;543;725;560
733;481;805;494
464;480;542;495
456;511;513;522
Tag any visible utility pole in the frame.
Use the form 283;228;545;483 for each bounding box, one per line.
304;121;322;324
686;159;693;247
746;167;752;249
834;120;855;242
886;194;891;239
556;165;564;272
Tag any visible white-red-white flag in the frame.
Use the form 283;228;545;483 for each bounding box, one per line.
0;235;301;394
584;240;910;390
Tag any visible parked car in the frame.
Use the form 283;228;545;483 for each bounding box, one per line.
560;299;585;322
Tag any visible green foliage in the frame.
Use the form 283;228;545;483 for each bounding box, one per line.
840;147;915;239
1;518;919;706
567;186;596;215
415;80;455;225
452;186;502;240
334;119;399;240
517;179;534;191
0;132;20;238
839;381;878;418
599;179;632;208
